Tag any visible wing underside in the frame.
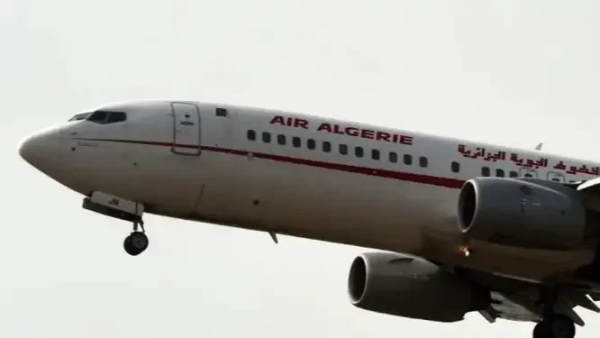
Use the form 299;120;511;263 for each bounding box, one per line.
480;288;600;326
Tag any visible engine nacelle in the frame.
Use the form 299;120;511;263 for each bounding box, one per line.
457;177;590;250
347;252;490;322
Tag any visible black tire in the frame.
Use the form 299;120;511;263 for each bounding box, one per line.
130;232;149;251
123;233;148;256
533;321;545;338
534;314;575;338
547;314;575;338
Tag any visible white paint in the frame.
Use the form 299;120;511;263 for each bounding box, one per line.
18;100;600;283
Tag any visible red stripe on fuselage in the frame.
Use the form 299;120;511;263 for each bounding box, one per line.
72;138;465;189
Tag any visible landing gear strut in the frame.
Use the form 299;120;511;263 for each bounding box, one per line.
123;220;149;256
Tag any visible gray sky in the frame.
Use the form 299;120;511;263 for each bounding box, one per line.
3;0;600;337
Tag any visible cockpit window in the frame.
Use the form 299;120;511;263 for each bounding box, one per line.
86;110;127;124
88;111;109;123
68;112;92;121
106;112;127;123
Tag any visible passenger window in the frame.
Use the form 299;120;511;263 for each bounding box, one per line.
87;111;109;123
262;132;271;143
419;157;428;167
339;144;348;155
277;134;286;145
247;130;256;141
372;149;380;160
404;154;412;165
482;167;490;176
451;161;460;173
323;141;331;152
496;169;505;177
307;139;316;150
355;147;364;158
510;171;518;178
389;152;398;163
292;137;302;148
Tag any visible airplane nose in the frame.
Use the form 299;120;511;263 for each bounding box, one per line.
18;135;39;164
18;128;62;172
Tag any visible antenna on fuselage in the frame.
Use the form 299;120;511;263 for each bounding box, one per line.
535;142;543;151
269;231;279;244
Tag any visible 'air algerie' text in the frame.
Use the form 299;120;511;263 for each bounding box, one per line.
269;115;413;146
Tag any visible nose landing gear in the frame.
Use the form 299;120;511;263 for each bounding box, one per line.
82;191;149;256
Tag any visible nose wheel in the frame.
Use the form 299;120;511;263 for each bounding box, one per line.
123;220;149;256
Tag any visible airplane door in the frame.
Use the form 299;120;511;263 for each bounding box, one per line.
171;102;201;156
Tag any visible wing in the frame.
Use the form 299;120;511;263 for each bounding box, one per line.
558;177;600;212
463;270;600;326
480;288;600;326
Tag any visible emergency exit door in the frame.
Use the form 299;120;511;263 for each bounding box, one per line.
170;102;201;156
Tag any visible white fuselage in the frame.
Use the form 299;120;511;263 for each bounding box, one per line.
19;100;600;283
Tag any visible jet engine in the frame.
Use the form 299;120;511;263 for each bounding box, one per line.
347;252;490;322
457;177;593;250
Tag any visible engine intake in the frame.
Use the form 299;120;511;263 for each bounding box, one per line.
348;252;490;322
458;177;590;249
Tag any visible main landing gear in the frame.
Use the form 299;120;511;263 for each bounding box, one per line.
533;313;575;338
123;220;149;256
82;191;149;256
533;288;576;338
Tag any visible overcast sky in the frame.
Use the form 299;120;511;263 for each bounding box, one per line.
3;0;600;337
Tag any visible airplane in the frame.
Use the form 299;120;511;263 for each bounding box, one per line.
17;100;600;338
